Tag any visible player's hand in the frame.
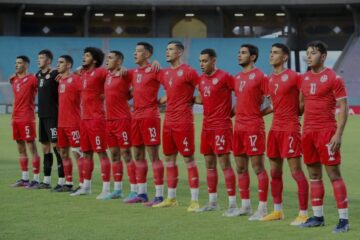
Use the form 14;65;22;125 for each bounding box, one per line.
116;66;128;76
329;132;342;152
55;74;62;82
151;60;161;72
9;74;16;83
75;66;83;76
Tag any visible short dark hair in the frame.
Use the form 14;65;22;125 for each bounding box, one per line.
240;44;259;62
59;55;73;67
84;47;104;68
168;41;184;51
200;48;217;58
16;55;30;64
110;50;124;61
38;49;53;61
272;43;290;56
307;41;328;55
137;42;153;55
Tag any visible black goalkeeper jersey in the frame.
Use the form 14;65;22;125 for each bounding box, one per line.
37;69;59;118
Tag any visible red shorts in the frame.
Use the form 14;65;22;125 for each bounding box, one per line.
12;121;36;141
106;119;131;149
132;118;161;146
201;128;232;155
57;127;80;148
80;119;107;152
267;130;302;159
162;123;194;156
302;129;341;166
233;130;265;156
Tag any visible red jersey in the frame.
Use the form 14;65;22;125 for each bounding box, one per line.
104;71;132;120
58;74;81;127
234;68;268;131
130;64;160;119
11;74;37;122
160;64;199;124
80;67;108;120
198;69;233;130
301;68;347;132
268;69;301;132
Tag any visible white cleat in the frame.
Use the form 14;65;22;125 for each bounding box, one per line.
96;191;111;200
196;202;220;213
238;206;253;216
70;187;91;196
223;206;241;217
248;208;268;221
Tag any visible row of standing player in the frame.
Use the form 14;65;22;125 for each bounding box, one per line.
9;40;349;233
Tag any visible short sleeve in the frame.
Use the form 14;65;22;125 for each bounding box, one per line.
31;75;38;90
156;69;164;84
333;75;347;100
226;73;235;90
187;67;200;87
295;72;302;90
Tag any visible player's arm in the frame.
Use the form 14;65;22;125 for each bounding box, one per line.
158;95;167;105
193;95;203;104
9;73;16;83
329;98;348;152
260;96;273;116
299;92;304;116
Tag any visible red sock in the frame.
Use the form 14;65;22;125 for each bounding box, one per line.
126;160;137;184
112;161;123;182
77;157;84;184
187;161;199;188
83;159;94;180
100;157;111;182
223;168;236;196
332;178;348;209
310;179;324;207
32;156;40;174
238;172;250;199
207;168;218;193
152;160;164;185
257;170;269;202
135;160;148;184
166;162;178;188
271;170;283;204
292;171;309;211
19;156;28;171
62;158;73;183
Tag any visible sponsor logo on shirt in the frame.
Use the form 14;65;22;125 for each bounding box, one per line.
90;71;95;76
249;73;255;80
177;69;183;77
201;80;205;85
212;78;219;85
320;75;328;83
23;78;28;83
281;74;288;82
45;74;50;80
304;76;310;81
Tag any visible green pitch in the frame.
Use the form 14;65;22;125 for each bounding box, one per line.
0;114;359;240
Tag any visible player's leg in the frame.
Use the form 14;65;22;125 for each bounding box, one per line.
235;154;252;215
95;150;111;199
183;155;200;211
219;153;238;217
11;140;30;187
325;165;349;233
105;146;123;199
26;140;41;187
261;157;284;221
80;151;94;195
121;147;137;200
248;154;269;221
144;145;164;206
71;147;83;192
58;147;74;192
39;118;53;189
288;157;309;225
197;154;220;212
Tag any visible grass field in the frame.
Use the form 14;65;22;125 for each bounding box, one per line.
0;114;359;240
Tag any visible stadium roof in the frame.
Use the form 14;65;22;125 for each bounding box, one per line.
1;0;360;6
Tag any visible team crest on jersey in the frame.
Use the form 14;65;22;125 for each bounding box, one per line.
249;73;255;80
67;77;73;83
212;78;219;85
45;74;50;80
320;75;328;83
145;67;151;73
281;74;289;82
201;80;205;85
177;69;183;77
